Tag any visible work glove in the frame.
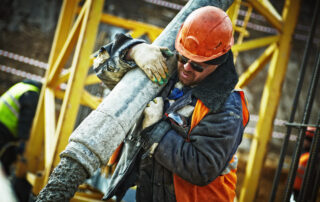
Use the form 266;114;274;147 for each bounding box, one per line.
93;47;131;89
93;33;146;89
142;97;164;129
128;43;173;85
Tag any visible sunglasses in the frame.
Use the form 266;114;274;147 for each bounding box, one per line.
176;53;204;72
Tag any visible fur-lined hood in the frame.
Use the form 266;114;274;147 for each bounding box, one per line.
192;51;238;112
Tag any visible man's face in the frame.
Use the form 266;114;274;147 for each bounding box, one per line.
177;54;218;86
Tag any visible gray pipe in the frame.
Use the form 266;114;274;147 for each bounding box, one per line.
62;0;234;176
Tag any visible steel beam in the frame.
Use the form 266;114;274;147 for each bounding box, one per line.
51;0;104;171
100;13;163;41
47;5;86;87
16;0;80;178
247;0;283;31
232;35;280;52
236;43;276;88
239;0;301;201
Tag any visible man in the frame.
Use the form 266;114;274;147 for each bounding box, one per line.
0;79;41;175
37;6;249;202
96;6;249;202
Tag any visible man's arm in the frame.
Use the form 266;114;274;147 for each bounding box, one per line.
94;33;170;89
94;33;171;88
93;33;146;89
154;97;243;186
18;91;39;141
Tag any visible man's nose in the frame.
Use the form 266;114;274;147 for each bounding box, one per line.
183;61;193;71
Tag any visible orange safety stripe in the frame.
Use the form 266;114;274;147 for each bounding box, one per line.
187;99;209;141
107;142;123;166
294;152;310;190
173;169;237;202
238;90;249;127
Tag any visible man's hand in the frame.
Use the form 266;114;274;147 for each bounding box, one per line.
128;43;170;85
142;97;164;129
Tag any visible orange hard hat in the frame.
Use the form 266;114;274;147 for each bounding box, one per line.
175;6;234;63
306;126;316;138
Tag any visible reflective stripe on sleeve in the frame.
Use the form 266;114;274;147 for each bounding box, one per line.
221;155;238;175
0;97;19;118
6;91;20;109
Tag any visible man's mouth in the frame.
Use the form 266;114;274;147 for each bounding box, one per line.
181;70;192;79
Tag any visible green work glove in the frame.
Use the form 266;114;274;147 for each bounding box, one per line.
128;43;170;85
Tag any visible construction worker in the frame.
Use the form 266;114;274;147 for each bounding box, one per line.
36;6;249;202
0;79;42;175
291;126;317;201
98;6;249;202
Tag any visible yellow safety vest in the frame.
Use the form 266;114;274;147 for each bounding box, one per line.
0;82;39;137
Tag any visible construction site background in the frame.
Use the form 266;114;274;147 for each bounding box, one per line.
0;0;319;201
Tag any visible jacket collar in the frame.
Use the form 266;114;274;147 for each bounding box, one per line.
192;51;238;112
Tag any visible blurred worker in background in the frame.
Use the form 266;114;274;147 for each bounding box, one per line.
0;79;42;175
0;162;18;202
291;126;317;201
37;6;249;202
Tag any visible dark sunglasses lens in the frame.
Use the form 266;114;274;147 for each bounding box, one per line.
190;63;203;72
177;54;188;64
177;53;203;72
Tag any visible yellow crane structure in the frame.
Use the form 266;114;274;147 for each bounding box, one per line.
16;0;301;201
